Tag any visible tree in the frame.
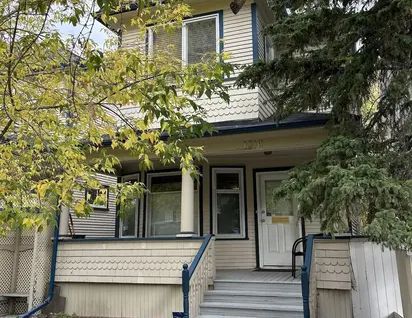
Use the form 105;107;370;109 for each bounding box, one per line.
0;0;232;233
237;0;412;250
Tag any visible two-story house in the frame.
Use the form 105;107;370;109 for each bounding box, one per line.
54;0;329;317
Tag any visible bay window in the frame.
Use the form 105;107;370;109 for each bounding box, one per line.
212;167;246;239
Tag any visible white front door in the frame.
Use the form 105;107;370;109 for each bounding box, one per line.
256;171;300;268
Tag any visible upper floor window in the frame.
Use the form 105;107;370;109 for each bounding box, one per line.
148;13;220;64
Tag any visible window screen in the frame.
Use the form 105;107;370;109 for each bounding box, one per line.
186;18;217;64
152;27;182;61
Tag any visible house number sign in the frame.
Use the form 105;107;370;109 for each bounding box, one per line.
243;139;264;150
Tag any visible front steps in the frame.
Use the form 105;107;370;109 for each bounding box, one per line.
199;271;303;318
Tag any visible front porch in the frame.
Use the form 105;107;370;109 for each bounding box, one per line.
65;123;327;272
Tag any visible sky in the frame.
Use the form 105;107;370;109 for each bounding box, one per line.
58;19;110;50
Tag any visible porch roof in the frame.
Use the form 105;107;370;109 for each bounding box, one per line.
210;112;330;137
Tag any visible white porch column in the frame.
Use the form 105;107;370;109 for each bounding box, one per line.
59;205;70;237
177;169;195;237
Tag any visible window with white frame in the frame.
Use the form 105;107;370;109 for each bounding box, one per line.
119;174;140;238
212;167;246;238
146;171;199;237
149;13;220;64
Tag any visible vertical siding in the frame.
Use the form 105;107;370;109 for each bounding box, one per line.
71;173;118;238
350;240;403;318
318;289;353;318
59;283;182;318
396;251;412;318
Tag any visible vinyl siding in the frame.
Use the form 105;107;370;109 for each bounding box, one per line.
70;173;118;238
59;283;182;318
118;1;262;123
56;239;202;284
202;149;319;270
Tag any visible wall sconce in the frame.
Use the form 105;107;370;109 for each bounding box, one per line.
230;0;246;14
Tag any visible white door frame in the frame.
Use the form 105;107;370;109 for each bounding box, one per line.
255;170;302;269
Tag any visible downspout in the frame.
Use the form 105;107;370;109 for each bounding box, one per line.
20;216;60;318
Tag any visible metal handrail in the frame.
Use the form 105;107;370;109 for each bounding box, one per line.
301;234;315;318
174;234;214;318
292;236;306;278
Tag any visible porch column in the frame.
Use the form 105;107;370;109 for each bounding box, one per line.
177;169;195;237
59;205;70;237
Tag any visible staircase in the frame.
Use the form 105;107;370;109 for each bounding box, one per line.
199;270;303;318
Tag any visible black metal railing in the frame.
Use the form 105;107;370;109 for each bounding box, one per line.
292;236;306;278
173;234;213;318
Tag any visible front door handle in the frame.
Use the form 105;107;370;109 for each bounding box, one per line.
261;210;266;222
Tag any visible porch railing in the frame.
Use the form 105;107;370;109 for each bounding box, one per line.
301;234;315;318
174;234;215;318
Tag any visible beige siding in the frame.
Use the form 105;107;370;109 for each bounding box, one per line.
56;239;202;285
305;218;322;235
121;27;146;51
202;149;319;269
313;239;353;318
59;282;182;318
223;2;254;68
70;173;118;238
318;289;352;318
314;240;352;290
118;1;262;123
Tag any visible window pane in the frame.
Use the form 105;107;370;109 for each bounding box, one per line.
151;175;181;192
187;18;217;64
121;200;137;237
216;193;241;234
149;191;181;236
216;173;240;190
265;180;292;216
153;27;182;60
148;174;199;236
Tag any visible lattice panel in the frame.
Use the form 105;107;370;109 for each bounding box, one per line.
29;226;53;310
17;249;34;294
0;227;53;315
0;250;13;293
0;299;9;316
15;299;28;314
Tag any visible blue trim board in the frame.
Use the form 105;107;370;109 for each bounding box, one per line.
219;11;224;53
251;3;258;63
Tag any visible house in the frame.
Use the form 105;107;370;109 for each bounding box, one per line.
0;1;409;318
54;1;328;317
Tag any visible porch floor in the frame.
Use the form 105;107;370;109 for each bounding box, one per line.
216;269;300;283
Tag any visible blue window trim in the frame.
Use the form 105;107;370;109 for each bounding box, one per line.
251;3;258;63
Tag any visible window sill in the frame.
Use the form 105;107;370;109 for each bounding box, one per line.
215;236;249;241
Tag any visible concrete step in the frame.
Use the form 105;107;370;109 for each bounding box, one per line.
204;289;302;306
199;302;303;318
213;279;301;293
